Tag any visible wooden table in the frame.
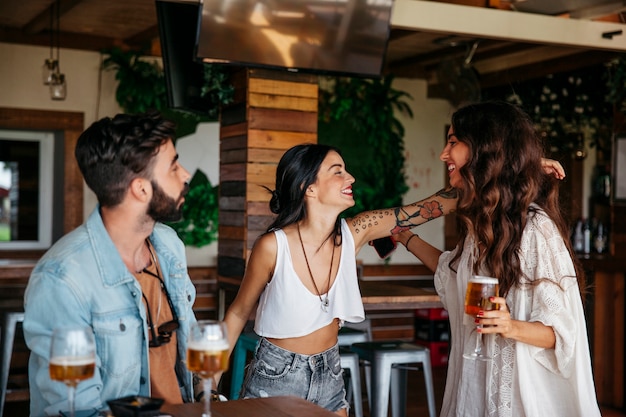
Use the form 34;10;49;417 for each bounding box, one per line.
359;280;441;311
161;396;336;417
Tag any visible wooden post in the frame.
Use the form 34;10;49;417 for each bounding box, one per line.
217;68;319;318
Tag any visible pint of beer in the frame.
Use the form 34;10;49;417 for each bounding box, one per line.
186;340;229;379
49;356;96;387
464;275;499;316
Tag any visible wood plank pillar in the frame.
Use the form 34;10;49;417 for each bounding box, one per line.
217;68;319;318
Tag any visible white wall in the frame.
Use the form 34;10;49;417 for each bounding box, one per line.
0;42;453;267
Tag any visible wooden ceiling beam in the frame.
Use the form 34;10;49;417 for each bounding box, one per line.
23;0;87;35
0;27;126;52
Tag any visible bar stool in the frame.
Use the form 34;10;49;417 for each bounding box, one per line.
0;310;25;417
351;340;437;417
229;331;260;400
338;324;370;417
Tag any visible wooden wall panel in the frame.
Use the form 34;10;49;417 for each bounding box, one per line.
248;108;318;132
219;196;246;211
248;129;316;149
221;148;247;164
246;162;276;185
218;225;245;240
247;183;273;202
217;68;319;313
220;163;246;182
248;148;287;163
219;211;245;227
248;93;318;112
248;201;273;216
221;125;248;141
248;78;319;98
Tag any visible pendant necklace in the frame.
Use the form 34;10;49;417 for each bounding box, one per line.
297;224;334;313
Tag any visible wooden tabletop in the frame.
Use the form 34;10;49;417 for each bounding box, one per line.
161;396;337;417
359;280;441;311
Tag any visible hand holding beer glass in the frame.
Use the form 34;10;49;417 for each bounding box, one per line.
49;326;96;417
187;320;229;417
463;275;499;360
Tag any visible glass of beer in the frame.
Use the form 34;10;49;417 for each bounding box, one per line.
49;326;96;417
463;275;499;361
187;320;229;417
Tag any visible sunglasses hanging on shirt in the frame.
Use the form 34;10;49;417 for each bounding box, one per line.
141;267;180;348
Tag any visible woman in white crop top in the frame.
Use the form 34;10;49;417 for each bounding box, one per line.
222;143;459;416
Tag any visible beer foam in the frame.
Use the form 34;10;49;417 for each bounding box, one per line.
50;355;95;366
188;340;229;351
470;275;498;284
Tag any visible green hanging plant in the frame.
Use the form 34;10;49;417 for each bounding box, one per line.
166;170;219;248
318;75;412;217
102;47;233;247
102;48;167;114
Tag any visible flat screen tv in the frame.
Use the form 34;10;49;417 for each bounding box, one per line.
156;0;212;114
196;0;394;78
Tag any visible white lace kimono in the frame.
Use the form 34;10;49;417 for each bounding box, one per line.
435;206;601;417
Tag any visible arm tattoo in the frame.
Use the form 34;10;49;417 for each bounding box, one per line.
350;209;392;233
391;200;444;233
350;188;457;234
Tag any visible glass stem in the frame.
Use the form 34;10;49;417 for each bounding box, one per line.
474;330;483;355
68;385;76;417
203;377;212;417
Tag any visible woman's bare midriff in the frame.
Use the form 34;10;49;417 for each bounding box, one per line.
266;318;340;355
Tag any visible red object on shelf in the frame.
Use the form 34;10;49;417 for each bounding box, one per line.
415;308;449;320
415;340;449;368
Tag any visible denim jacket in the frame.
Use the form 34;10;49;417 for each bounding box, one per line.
23;207;197;417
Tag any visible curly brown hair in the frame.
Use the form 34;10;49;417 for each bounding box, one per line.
449;101;584;297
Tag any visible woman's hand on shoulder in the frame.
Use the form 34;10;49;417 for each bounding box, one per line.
541;158;566;180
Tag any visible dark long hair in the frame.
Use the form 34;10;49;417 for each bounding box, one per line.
75;111;175;207
265;143;342;243
449;101;584;296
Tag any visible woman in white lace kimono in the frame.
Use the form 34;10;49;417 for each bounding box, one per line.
396;101;601;417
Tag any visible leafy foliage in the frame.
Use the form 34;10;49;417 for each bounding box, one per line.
318;76;412;217
102;47;233;247
102;48;167;114
483;64;613;155
166;170;219;247
202;65;235;120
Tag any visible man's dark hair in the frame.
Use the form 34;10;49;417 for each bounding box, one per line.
75;111;175;207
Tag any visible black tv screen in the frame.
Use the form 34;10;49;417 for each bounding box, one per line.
196;0;394;77
156;0;212;113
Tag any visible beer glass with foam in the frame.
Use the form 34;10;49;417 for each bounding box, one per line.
49;326;96;417
187;320;229;417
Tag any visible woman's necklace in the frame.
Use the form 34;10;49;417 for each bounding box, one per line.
297;224;334;313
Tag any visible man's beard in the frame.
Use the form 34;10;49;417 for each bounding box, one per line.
147;180;188;223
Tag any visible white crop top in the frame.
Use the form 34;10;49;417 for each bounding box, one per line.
254;219;365;338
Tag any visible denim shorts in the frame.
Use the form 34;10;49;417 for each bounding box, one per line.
240;337;349;413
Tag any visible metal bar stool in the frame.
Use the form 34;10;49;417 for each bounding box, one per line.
351;340;437;417
338;324;370;417
0;310;25;417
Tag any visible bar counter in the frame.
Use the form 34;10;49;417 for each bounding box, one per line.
161;396;336;417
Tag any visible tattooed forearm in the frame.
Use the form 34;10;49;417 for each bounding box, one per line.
390;200;444;234
350;188;457;235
